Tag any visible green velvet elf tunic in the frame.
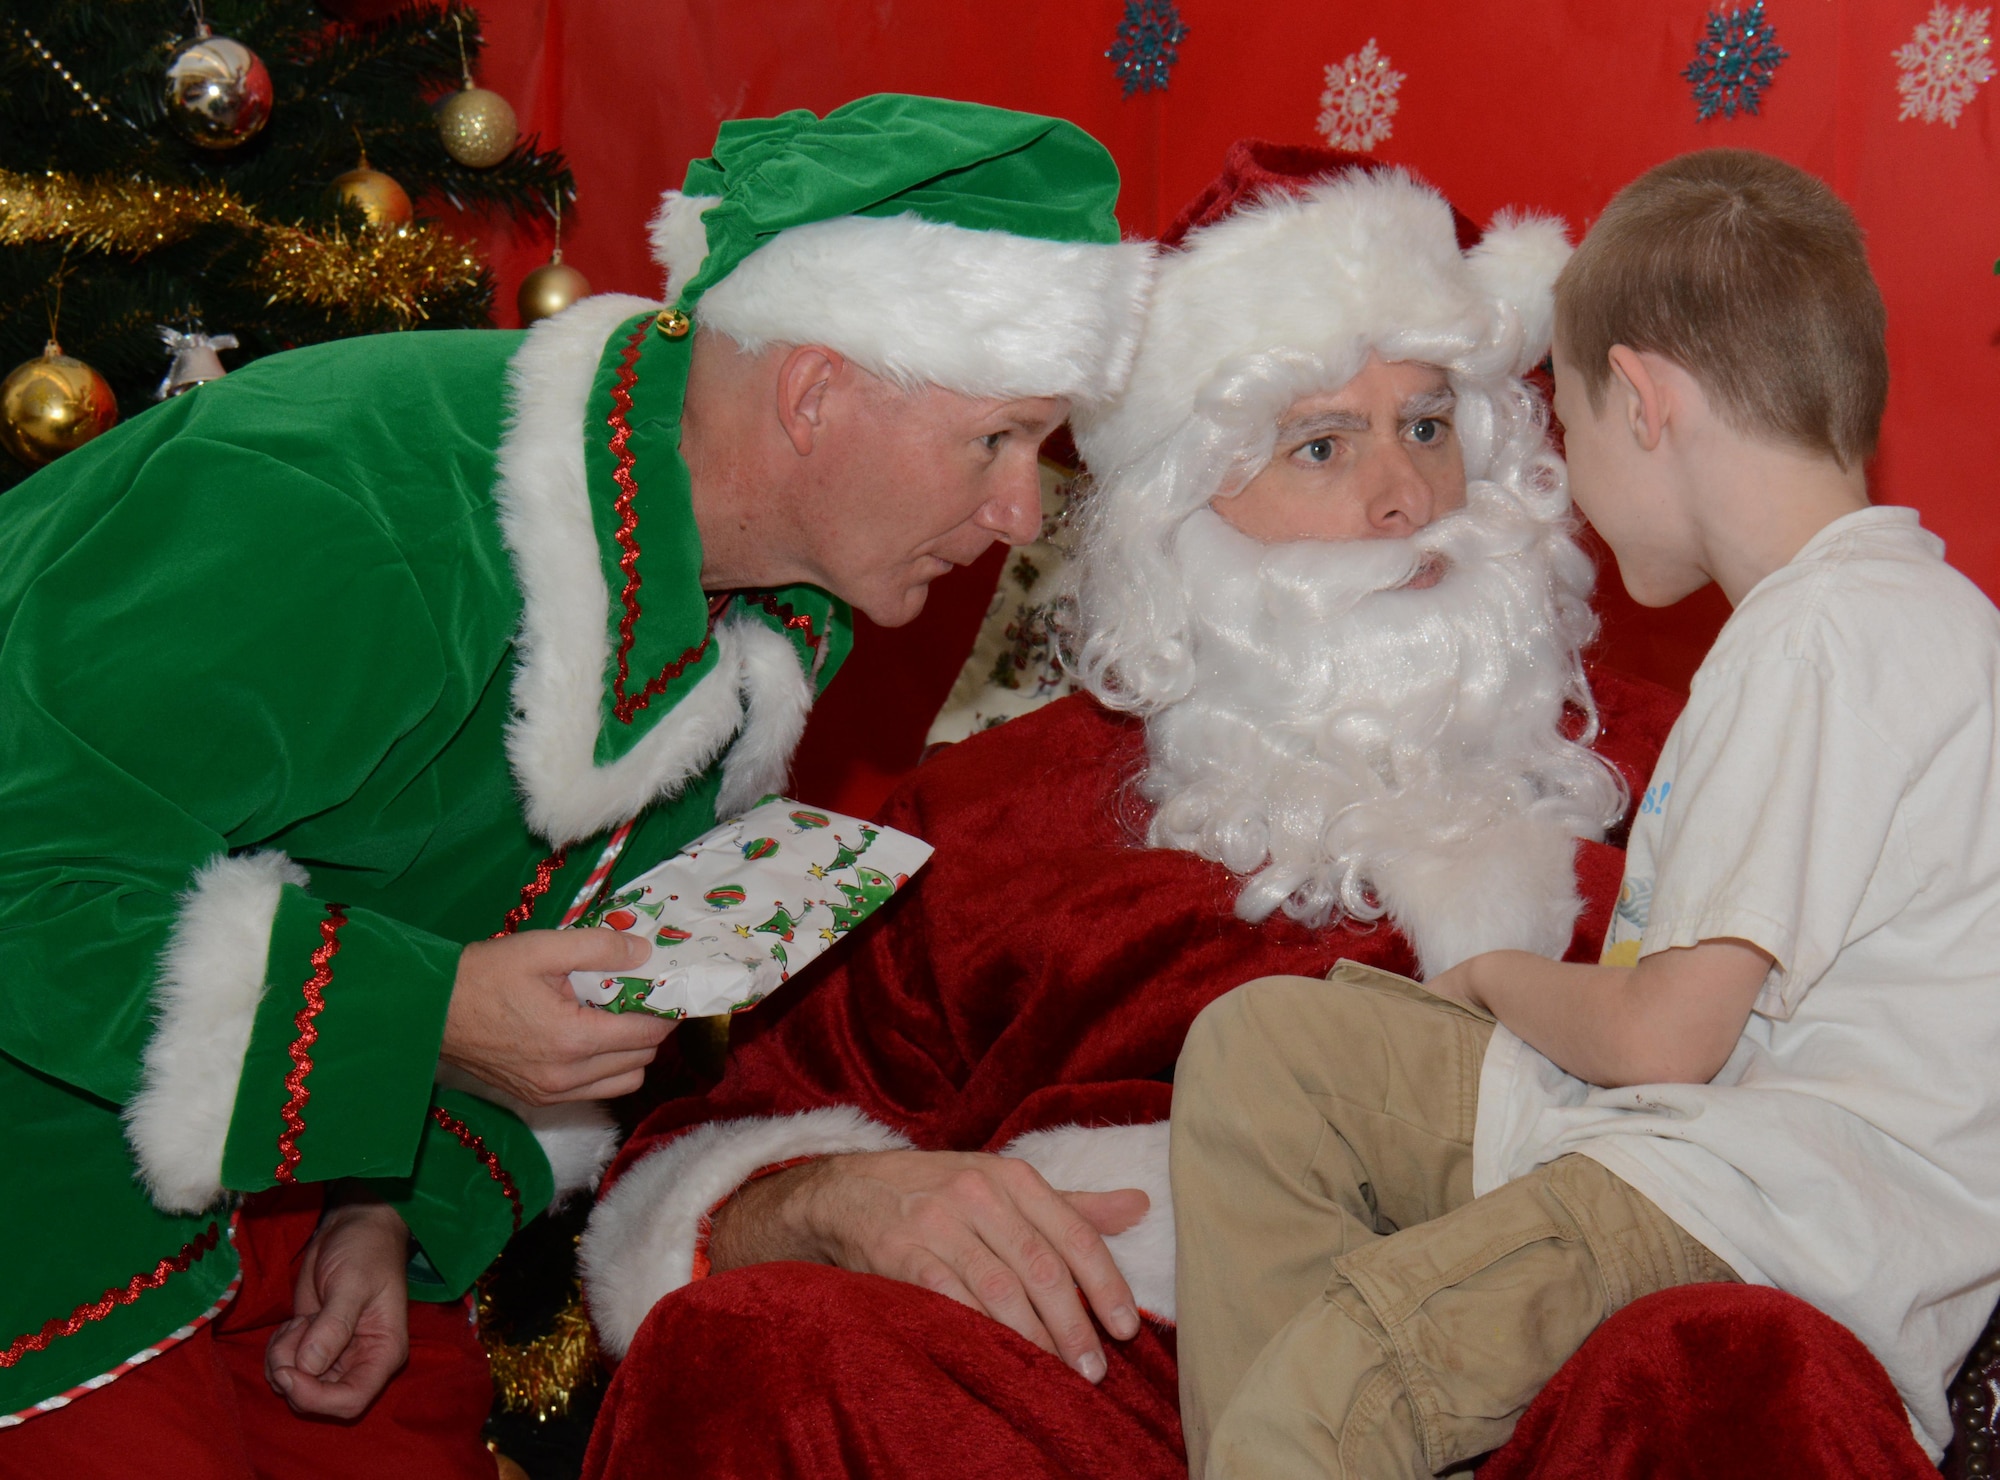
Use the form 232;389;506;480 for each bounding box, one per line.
0;293;849;1421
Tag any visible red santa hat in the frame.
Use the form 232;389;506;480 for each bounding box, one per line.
1072;138;1571;479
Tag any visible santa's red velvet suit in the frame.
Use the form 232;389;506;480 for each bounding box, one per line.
573;675;1663;1473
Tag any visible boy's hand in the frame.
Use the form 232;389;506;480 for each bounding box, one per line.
266;1192;410;1419
1422;959;1486;1014
442;929;672;1105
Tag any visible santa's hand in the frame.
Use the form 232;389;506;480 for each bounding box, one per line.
442;929;671;1105
713;1149;1147;1383
265;1191;410;1419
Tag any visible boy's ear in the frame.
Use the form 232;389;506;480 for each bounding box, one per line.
775;344;844;458
1606;344;1668;453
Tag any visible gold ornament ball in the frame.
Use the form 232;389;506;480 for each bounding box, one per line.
1;342;120;469
330;167;414;230
163;33;273;150
437;83;519;169
517;259;590;326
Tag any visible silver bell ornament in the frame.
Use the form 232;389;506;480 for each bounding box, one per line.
163;25;273;150
154;327;238;400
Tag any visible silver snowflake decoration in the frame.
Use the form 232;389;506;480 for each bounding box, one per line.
1684;0;1788;121
1106;0;1189;99
1894;4;1994;126
1317;38;1405;152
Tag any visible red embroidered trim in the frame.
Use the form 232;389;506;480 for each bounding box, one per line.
431;1106;524;1231
0;1222;222;1370
274;904;348;1184
493;848;568;938
689;1155;820;1281
742;592;824;658
603;320;722;724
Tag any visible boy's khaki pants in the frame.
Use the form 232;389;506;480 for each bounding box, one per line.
1173;964;1737;1479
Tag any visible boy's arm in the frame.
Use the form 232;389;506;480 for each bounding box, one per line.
1429;939;1771;1087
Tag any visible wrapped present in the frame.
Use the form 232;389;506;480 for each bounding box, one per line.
567;797;932;1019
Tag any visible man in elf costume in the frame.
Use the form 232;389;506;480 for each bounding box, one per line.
573;142;1702;1478
0;96;1150;1474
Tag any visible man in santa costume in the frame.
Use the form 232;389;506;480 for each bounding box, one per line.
0;96;1151;1475
575;142;1689;1478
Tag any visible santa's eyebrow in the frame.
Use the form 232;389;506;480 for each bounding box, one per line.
1398;387;1457;421
1277;409;1371;440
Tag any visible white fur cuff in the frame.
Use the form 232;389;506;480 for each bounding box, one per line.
1000;1121;1175;1323
579;1106;912;1359
125;851;309;1214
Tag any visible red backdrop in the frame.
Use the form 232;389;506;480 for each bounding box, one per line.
454;0;2000;815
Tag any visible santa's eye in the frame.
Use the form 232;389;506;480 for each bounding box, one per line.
980;432;1004;453
1299;438;1335;463
1408;418;1446;445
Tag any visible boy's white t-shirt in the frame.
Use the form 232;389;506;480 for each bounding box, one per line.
1474;506;2000;1457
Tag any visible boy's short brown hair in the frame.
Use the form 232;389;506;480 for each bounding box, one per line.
1554;149;1887;468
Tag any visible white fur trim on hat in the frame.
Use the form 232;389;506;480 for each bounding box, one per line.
650;192;1153;405
1073;169;1569;479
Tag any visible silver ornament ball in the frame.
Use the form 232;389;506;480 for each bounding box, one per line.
164;31;273;150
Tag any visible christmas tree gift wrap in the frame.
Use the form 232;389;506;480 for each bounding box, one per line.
568;797;932;1019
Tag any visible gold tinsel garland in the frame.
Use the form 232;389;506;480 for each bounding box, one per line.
476;1277;602;1422
0;169;486;327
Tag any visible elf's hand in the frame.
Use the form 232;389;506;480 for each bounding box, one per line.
266;1192;410;1419
443;929;672;1105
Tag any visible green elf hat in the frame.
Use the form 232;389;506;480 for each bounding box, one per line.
648;94;1154;405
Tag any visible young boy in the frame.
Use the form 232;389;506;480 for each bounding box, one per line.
1171;148;2000;1477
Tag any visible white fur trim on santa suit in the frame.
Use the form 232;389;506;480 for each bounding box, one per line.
999;1121;1175;1323
495;294;818;847
580;1107;913;1360
124;850;309;1215
650;193;1153;405
435;1065;619;1207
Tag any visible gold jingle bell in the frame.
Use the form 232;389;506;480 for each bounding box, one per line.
654;308;691;340
1;341;120;470
330;164;413;230
163;29;274;150
516;256;590;327
437;81;519;169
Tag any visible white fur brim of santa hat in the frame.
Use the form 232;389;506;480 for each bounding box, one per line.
1072;166;1570;477
650;192;1155;406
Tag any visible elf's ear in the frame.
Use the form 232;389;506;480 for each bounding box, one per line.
774;344;843;457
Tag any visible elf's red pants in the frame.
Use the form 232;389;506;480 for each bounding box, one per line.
0;1188;493;1480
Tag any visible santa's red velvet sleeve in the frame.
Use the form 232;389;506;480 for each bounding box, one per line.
580;670;1683;1359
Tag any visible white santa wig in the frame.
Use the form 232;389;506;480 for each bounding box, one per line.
1065;156;1625;973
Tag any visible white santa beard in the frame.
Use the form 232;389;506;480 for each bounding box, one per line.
1140;495;1623;976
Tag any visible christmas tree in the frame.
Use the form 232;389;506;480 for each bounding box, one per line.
0;0;573;490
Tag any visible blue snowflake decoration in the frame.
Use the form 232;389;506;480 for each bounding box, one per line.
1106;0;1189;98
1684;0;1789;120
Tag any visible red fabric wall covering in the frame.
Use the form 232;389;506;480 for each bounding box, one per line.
463;0;1998;816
